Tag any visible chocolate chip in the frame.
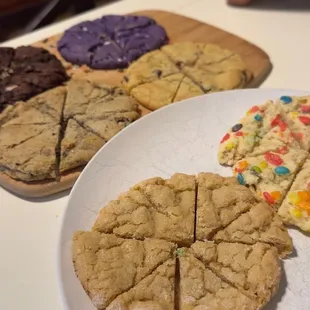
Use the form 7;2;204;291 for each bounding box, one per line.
42;38;49;43
232;123;243;132
123;76;129;82
153;69;162;78
176;61;183;68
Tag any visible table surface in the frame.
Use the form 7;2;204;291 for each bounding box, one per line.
1;0;310;309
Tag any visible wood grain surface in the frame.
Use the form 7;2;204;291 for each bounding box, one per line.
3;10;271;198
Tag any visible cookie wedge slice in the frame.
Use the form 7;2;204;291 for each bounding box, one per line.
275;95;310;150
233;147;308;208
122;50;179;92
72;231;176;310
130;73;203;110
0;123;53;156
178;248;259;310
196;173;257;241
212;201;293;258
0;100;56;126
0;125;60;181
59;119;105;173
74;87;140;140
92;173;196;246
63;79;111;119
106;258;176;310
27;85;67;123
161;42;205;67
190;241;281;308
278;157;310;232
218;101;283;166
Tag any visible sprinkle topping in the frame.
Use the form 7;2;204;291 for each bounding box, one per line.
275;146;288;155
263;192;275;205
232;123;243;132
237;173;245;185
248;105;260;114
299;116;310;125
275;166;290;175
280;96;292;104
251;166;262;174
259;161;268;169
254;114;262;121
238;160;248;172
301;105;310;113
220;133;230;144
264;152;283;166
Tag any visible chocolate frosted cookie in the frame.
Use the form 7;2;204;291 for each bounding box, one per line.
0;46;68;111
57;15;168;69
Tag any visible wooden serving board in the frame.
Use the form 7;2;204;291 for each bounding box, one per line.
1;10;271;198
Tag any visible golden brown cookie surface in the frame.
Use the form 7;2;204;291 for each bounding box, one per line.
123;42;252;110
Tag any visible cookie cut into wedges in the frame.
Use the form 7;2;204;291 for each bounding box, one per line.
196;173;257;241
278;157;310;232
233;147;308;208
178;248;259;310
213;201;293;258
106;258;176;310
190;241;281;308
92;173;196;246
72;231;176;310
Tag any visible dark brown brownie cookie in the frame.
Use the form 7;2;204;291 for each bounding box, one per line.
0;46;68;111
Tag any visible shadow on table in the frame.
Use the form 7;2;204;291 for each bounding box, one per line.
246;0;310;11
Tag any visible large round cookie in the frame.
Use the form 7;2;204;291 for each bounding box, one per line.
0;46;68;111
0;79;140;183
73;173;292;310
218;95;310;233
123;42;252;110
57;15;168;69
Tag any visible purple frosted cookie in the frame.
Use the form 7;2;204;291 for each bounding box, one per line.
57;15;168;69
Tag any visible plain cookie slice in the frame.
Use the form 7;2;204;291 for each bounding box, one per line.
275;95;310;150
72;231;176;310
0;123;53;157
123;50;179;92
190;241;281;308
59;119;105;173
178;248;259;310
233;147;308;208
106;258;176;310
196;173;257;240
63;79;111;119
27;86;67;123
130;73;185;110
0;100;56;126
161;42;205;67
278;157;310;232
0;125;60;181
92;173;196;246
213;201;293;258
74;86;140;140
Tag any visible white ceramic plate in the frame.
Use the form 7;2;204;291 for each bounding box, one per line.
58;89;310;310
